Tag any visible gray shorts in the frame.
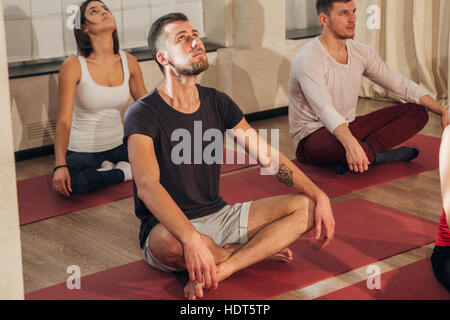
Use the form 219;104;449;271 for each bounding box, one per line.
142;201;252;272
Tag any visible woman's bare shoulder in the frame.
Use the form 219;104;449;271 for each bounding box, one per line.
59;55;82;80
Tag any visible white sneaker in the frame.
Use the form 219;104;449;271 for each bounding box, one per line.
97;160;115;172
115;161;133;181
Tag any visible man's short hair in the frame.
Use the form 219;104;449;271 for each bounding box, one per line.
316;0;352;16
148;12;189;74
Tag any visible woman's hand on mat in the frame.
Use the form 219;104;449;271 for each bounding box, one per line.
183;234;218;290
314;196;335;249
344;138;370;173
53;167;72;197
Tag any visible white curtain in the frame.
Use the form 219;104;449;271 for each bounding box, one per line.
354;0;449;107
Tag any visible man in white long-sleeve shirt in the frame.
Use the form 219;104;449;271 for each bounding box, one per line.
289;0;449;174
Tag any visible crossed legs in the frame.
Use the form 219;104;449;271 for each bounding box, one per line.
67;144;129;194
147;193;315;299
297;103;429;165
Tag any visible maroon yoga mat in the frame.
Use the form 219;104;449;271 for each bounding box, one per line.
17;177;134;226
26;198;437;300
220;134;440;203
316;258;450;300
18;150;254;226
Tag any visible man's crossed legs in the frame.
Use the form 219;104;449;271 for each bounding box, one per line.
143;193;315;300
297;103;429;173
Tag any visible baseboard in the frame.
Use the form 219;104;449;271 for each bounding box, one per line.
245;106;288;122
15;145;54;162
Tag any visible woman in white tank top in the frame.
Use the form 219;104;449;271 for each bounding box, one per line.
53;0;147;196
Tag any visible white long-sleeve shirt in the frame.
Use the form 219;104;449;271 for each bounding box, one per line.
289;37;429;149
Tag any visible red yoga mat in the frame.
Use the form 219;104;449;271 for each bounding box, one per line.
26;198;437;300
17;177;134;226
17;150;254;226
220;134;440;202
316;258;450;300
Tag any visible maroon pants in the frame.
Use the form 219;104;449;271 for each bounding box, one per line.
296;103;429;165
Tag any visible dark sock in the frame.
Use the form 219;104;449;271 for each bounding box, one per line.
331;146;419;174
373;147;419;165
332;161;350;175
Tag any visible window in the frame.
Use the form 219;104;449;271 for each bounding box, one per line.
285;0;322;40
4;0;205;64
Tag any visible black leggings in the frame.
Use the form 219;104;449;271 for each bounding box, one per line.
66;144;129;194
431;246;450;292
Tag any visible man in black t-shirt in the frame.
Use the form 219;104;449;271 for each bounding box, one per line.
124;13;335;300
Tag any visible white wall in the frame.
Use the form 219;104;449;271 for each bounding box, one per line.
285;0;320;31
0;0;25;300
4;0;205;63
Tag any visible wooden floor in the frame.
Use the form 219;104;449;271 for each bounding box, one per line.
17;98;444;299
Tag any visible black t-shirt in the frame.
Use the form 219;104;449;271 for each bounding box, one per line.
123;84;244;248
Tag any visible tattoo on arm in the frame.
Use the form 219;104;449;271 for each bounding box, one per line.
275;163;294;187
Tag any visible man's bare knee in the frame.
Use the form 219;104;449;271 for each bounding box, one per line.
149;224;185;267
198;233;214;246
291;194;316;232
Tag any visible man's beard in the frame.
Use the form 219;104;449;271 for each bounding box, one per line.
329;21;355;40
169;50;209;76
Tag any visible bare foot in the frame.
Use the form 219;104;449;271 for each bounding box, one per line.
184;280;205;300
266;248;293;263
224;244;293;263
183;247;293;300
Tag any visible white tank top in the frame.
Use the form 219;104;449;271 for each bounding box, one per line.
68;50;130;153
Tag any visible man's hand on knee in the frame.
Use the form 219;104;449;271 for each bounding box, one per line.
314;195;335;249
344;138;370;173
334;125;370;173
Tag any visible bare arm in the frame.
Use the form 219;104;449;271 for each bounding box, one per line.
127;134;218;289
128;133;198;243
231;118;335;247
127;53;148;101
439;126;450;227
52;56;80;196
